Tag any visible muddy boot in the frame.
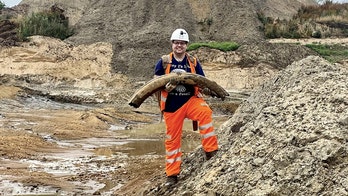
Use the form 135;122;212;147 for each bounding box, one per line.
165;175;178;187
205;150;218;160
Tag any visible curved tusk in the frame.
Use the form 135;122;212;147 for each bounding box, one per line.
128;72;229;108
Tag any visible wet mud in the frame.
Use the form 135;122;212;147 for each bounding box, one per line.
0;91;218;195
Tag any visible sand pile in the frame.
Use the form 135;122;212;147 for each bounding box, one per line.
150;55;348;195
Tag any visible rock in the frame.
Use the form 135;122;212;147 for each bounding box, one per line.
0;19;19;47
152;56;348;195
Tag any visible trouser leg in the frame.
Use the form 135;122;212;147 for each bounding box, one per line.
163;110;185;176
186;97;218;152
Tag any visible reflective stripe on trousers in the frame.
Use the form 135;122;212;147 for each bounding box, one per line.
163;96;218;176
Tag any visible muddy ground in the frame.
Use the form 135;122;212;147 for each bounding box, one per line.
0;28;346;195
0;34;244;195
0;85;230;195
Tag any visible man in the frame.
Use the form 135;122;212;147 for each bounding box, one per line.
154;28;219;186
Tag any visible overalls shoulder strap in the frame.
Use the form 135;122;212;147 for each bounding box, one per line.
161;52;197;74
161;53;173;74
186;53;197;73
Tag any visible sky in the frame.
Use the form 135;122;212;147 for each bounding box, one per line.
1;0;348;7
2;0;21;7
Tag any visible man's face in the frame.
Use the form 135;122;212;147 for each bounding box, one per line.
172;40;187;54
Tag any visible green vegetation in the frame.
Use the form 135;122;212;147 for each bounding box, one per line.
258;1;348;63
18;11;73;41
305;43;348;62
0;1;5;10
258;1;348;39
187;41;239;52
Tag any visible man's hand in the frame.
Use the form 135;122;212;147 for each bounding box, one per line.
165;81;177;92
201;87;218;97
201;87;211;95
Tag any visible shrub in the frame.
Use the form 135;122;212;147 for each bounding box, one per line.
258;2;348;39
0;1;5;10
187;41;239;52
18;11;73;40
312;30;322;38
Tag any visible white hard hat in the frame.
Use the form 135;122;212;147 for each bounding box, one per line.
170;28;189;42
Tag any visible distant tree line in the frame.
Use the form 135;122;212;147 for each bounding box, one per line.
258;1;348;38
0;1;5;10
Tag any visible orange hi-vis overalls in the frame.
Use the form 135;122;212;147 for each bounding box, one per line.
160;52;219;177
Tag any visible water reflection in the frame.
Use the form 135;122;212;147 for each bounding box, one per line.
117;138;201;156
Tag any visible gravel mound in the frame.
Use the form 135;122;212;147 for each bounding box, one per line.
150;55;348;195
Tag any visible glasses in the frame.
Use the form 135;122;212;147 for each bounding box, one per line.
172;41;187;46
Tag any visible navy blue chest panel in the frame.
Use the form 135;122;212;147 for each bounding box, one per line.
169;60;192;73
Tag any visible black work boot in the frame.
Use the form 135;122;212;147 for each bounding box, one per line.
165;175;178;187
205;150;218;160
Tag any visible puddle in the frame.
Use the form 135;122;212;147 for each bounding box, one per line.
1;134;201;195
1;137;130;195
118;139;164;155
109;124;128;131
119;138;200;156
0;95;203;195
20;95;94;110
0;178;59;196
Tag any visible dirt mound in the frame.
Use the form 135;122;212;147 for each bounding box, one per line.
11;0;316;80
65;0;316;80
148;56;348;195
236;41;316;69
0;36;133;104
0;19;19;47
0;5;30;47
